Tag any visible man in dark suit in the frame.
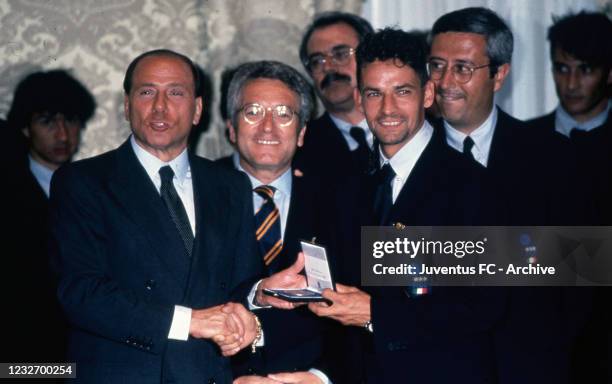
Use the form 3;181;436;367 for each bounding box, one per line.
429;8;585;383
49;50;305;383
526;11;611;224
525;12;612;382
308;28;504;384
221;61;332;384
295;12;375;179
2;70;95;364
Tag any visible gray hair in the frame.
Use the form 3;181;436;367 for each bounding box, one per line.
431;7;513;76
226;60;314;128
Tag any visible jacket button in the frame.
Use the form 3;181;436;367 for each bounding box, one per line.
219;282;226;290
145;279;156;290
207;379;216;384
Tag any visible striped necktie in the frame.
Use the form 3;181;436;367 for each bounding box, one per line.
254;185;283;267
159;165;194;257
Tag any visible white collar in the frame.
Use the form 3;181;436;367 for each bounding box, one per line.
444;106;497;167
379;120;433;181
130;135;190;186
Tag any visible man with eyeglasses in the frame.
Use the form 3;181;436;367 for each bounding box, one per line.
222;61;333;384
295;11;375;180
429;7;584;384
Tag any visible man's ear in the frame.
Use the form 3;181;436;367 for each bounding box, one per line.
22;125;31;138
297;125;307;147
193;96;203;125
227;120;237;144
354;87;363;114
123;94;130;122
423;80;435;109
493;63;510;92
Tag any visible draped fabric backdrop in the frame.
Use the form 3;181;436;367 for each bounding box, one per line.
363;0;610;120
0;0;361;161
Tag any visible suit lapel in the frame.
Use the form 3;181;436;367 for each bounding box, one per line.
107;141;190;283
388;133;440;224
186;156;231;290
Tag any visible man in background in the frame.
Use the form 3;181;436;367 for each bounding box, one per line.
3;69;95;363
295;11;375;179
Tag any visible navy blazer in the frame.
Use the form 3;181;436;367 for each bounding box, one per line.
294;112;368;180
216;158;334;376
49;140;262;384
323;127;505;383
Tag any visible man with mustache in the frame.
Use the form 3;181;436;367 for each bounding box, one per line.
295;12;374;179
3;70;95;363
429;7;585;383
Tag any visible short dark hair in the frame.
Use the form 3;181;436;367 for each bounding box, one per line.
356;28;430;89
431;7;513;76
7;69;96;131
227;60;314;128
123;49;201;97
548;11;612;67
299;11;374;70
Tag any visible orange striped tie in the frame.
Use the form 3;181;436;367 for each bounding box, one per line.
254;185;283;267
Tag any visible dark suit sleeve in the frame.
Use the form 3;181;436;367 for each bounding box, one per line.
49;166;173;355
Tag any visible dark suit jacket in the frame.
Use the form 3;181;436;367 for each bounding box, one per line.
527;109;612;382
294;112;368;180
2;154;68;365
323;127;505;384
440;108;585;384
216;159;334;376
49;140;262;384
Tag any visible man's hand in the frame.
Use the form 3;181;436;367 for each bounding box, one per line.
190;302;253;356
268;371;323;384
256;252;307;309
308;283;371;327
223;302;258;353
234;375;281;384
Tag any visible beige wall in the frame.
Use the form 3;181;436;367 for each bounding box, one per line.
0;0;361;160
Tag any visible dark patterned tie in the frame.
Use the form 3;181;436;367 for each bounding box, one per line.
159;165;194;257
463;136;476;163
350;126;372;173
373;163;396;225
253;185;283;267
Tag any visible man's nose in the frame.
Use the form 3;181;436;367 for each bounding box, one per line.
54;116;68;141
153;93;167;112
567;70;580;90
261;109;274;132
382;94;397;114
437;66;455;90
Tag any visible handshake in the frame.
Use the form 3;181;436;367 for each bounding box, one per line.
189;302;260;356
189;253;308;356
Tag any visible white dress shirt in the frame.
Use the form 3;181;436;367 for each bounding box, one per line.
329;114;374;151
444;106;497;168
235;162;292;238
29;155;54;198
130;136;195;341
554;100;611;137
379;121;433;203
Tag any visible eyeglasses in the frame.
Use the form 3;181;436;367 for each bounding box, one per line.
306;46;355;73
237;103;299;127
427;59;491;84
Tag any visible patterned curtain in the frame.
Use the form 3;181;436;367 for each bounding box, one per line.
0;0;362;161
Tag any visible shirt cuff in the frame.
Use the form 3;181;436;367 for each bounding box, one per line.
168;305;192;340
248;279;271;310
309;368;331;384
